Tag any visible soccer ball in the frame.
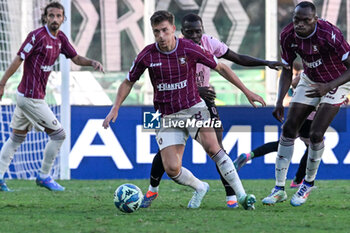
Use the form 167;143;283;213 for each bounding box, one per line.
114;183;143;213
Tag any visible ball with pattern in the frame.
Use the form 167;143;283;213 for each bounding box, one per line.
114;183;143;213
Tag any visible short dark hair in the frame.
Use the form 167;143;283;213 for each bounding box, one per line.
41;1;65;25
181;13;203;27
295;1;316;14
150;11;174;26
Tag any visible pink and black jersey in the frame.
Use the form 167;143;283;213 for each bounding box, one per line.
17;25;77;99
196;34;228;87
127;38;218;115
280;20;350;83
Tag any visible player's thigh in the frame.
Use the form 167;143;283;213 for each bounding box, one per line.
310;103;340;142
16;95;61;132
160;144;185;174
283;102;315;138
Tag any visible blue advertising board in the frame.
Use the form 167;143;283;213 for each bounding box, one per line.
70;106;350;180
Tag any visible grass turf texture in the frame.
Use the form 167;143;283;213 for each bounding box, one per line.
1;179;349;233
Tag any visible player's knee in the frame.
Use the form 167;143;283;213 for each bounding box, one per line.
48;128;66;141
282;126;298;138
309;131;324;144
164;164;180;177
10;133;26;143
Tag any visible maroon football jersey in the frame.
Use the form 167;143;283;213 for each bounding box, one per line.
17;25;77;99
280;19;350;83
128;38;217;115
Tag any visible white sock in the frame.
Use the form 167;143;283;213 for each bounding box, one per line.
171;167;205;192
39;173;50;179
275;136;294;186
148;185;159;193
0;134;26;179
41;139;64;175
212;149;246;199
305;141;324;182
226;195;237;202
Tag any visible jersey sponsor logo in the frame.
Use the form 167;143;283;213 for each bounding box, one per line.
46;45;53;49
157;80;188;91
31;34;35;43
303;59;322;68
40;65;54;72
291;43;298;48
23;43;33;53
313;45;318;52
150;62;162;67
58;43;61;49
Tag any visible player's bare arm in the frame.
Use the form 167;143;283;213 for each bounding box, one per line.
214;63;266;107
71;55;104;72
103;79;135;129
0;55;23;101
306;57;350;97
221;49;289;70
273;66;293;122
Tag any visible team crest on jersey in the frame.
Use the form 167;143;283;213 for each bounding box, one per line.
178;56;187;65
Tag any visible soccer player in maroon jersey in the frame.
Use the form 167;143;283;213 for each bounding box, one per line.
262;1;350;206
0;2;103;192
140;13;288;209
103;11;256;210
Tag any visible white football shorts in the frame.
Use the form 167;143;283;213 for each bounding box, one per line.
291;72;350;106
155;100;211;150
10;93;61;132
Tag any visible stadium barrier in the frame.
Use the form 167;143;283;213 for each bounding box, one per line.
70;106;350;180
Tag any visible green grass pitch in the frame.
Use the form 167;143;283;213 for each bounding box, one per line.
1;179;349;233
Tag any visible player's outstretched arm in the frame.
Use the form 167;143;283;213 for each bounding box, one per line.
71;55;104;72
214;63;266;107
0;55;23;101
102;79;135;129
273;67;293;122
306;57;350;97
221;49;288;70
